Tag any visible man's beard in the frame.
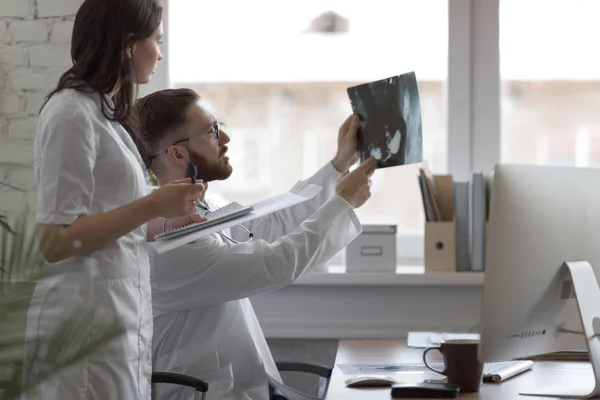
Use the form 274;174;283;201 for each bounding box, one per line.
189;149;233;182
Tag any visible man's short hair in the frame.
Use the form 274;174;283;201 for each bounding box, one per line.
131;88;201;169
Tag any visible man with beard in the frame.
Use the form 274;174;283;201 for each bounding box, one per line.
132;88;375;400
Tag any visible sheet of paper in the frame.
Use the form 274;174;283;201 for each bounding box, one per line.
430;332;480;345
407;331;480;348
150;181;322;254
524;349;588;361
336;363;444;375
407;332;436;348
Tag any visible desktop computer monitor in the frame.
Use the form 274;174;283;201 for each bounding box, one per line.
479;164;600;398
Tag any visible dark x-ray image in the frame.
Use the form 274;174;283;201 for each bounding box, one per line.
347;71;423;169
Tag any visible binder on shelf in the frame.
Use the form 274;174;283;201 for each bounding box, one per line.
419;169;491;274
425;221;456;273
454;180;471;272
469;172;493;271
423;173;456;273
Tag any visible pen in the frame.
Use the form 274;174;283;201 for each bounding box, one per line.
188;162;197;184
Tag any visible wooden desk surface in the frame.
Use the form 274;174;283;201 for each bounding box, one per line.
325;340;592;400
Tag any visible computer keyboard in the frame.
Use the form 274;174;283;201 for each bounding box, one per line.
483;360;534;382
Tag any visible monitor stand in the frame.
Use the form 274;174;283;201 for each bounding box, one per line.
520;261;600;398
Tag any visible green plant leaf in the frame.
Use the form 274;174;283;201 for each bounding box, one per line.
1;306;125;399
0;214;127;399
0;216;14;236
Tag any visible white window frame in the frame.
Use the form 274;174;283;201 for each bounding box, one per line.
146;0;502;266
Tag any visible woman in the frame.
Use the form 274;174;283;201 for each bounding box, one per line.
22;0;204;399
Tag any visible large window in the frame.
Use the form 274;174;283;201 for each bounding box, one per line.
169;0;448;240
500;0;600;166
150;0;600;266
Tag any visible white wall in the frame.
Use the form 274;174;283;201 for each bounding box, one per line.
253;286;483;339
252;274;483;339
0;0;81;215
0;0;169;217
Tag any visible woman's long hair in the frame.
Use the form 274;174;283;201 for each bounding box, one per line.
41;0;162;126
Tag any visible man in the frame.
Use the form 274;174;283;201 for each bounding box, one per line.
133;88;375;400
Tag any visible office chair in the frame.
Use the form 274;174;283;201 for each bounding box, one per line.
152;361;331;400
0;373;208;399
151;372;209;400
269;361;333;400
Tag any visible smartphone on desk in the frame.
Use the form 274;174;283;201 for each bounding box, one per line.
391;382;460;398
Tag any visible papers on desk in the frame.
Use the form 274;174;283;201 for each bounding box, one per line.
518;349;588;361
337;363;444;375
407;332;480;348
407;332;588;361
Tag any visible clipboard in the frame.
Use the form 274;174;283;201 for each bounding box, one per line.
150;181;323;254
154;203;255;240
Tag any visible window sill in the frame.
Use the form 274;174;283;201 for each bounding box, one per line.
294;265;484;286
257;264;484;338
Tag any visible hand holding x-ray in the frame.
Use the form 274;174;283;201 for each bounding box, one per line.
347;71;423;169
335;157;377;209
331;114;360;172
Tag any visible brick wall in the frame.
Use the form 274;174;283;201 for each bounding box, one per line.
0;0;81;216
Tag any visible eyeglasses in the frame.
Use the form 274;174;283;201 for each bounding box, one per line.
197;201;254;244
166;121;221;152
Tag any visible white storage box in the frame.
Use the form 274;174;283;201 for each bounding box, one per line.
346;224;397;273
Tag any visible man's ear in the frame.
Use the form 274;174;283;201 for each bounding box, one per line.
167;146;187;163
175;147;186;160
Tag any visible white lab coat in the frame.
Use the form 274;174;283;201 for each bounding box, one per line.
22;89;153;399
150;163;360;400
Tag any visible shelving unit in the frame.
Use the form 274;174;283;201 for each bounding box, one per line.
295;265;485;286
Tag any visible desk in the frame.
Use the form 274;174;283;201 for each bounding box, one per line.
325;340;592;399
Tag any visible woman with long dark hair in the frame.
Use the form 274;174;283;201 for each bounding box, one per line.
22;0;205;398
